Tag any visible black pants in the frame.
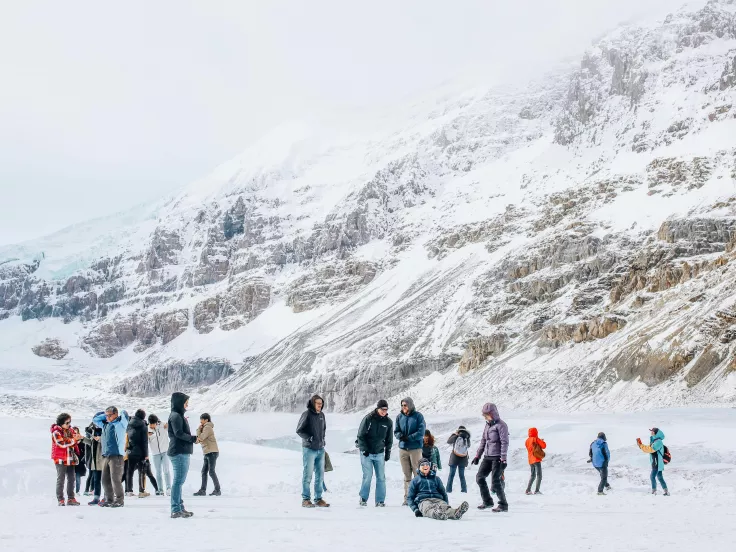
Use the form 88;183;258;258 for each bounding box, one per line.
477;456;507;508
201;452;220;492
596;465;608;492
126;457;159;493
90;470;102;498
527;462;542;493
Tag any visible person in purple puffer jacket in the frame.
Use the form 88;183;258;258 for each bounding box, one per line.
471;403;509;512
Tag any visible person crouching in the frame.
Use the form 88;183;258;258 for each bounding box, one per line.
407;458;469;520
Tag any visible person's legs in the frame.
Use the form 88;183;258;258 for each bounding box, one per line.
65;466;75;499
110;457;125;504
418;498;450;520
55;465;65;501
476;457;494;506
409;449;422;477
301;448;316;501
208;453;220;492
526;464;536;493
101;458;113;502
458;465;467;493
399;449;413;500
85;471;93;493
145;461;159;492
535;463;543;493
170;454;190;513
650;467;658;491
657;471;667;491
162;454;172;491
200;454;210;492
124;459;133;493
359;453;373;502
447;464;456;492
152;454;164;491
92;470;102;499
313;448;325;502
75;472;81;494
374;454;386;504
596;466;608;493
491;458;508;509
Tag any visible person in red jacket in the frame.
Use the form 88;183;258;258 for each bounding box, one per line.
51;413;84;506
525;428;546;495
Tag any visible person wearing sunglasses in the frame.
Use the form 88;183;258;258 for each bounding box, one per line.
394;397;426;505
92;406;130;508
356;399;393;507
51;413;84;506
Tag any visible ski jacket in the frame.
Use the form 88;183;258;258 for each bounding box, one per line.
447;430;471;467
296;395;327;451
148;422;170;456
394;398;426;451
356;410;393;455
196;421;219;454
50;424;80;465
422;445;442;470
168;392;197;456
82;429;104;471
638;429;666;471
590;437;610;468
406;469;448;513
525;428;547;465
126;415;149;459
475;403;509;460
92;410;130;457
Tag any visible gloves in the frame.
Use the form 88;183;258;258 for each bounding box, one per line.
415;510;423;518
363;450;370;457
399;436;408;443
471;457;480;466
384;452;390;462
586;459;592;464
636;438;642;445
501;461;507;469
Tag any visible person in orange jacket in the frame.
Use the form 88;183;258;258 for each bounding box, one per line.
524;428;546;495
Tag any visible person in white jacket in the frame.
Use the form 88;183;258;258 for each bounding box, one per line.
148;414;171;495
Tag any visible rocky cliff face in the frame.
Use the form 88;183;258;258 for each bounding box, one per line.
1;1;735;415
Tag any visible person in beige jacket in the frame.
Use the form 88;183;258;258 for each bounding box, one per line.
194;413;221;496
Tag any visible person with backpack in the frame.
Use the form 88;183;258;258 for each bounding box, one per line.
422;430;442;472
194;413;221;496
471;403;509;512
126;409;157;498
637;428;670;496
51;413;84;506
296;394;329;508
446;426;470;493
525;427;546;495
407;458;469;520
356;399;393;507
148;414;171;495
395;397;426;505
590;432;611;495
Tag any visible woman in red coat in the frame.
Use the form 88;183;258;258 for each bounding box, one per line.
51;413;83;506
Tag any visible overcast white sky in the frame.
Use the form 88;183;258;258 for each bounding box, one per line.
0;0;684;245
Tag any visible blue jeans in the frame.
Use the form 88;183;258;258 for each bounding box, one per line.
170;454;191;513
359;453;386;504
301;448;324;502
447;464;467;493
650;468;667;490
152;453;172;491
90;470;102;499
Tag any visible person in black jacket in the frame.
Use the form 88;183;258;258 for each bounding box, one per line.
126;409;157;498
296;394;328;508
356;399;393;507
168;392;197;518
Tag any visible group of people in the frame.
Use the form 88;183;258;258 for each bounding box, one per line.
296;396;673;520
50;392;221;518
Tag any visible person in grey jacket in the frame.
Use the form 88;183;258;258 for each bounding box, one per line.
471;403;509;512
296;394;329;508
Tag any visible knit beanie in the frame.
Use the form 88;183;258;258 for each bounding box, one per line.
376;399;389;409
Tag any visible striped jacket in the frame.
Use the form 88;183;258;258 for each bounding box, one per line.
50;424;79;465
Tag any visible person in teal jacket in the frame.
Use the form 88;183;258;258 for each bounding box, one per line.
422;430;442;471
637;428;670;496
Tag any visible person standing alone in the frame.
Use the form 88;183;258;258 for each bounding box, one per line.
395;397;426;505
296;395;329;508
446;426;471;494
168;392;197;518
524;427;546;495
637;428;670;496
471;403;509;512
590;432;611;495
194;413;221;496
356;399;393;507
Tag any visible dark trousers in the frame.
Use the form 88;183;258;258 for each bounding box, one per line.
527;462;542;493
55;464;75;501
596;465;609;492
90;470;102;498
85;471;94;493
477;456;507;508
127;456;159;493
201;452;220;492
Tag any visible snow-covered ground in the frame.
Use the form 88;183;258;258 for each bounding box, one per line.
2;408;734;551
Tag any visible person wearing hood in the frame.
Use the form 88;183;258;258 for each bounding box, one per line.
126;409;156;498
394;397;426;505
525;428;547;495
356;399;393;507
446;426;471;493
92;406;129;508
82;422;104;505
148;414;171;495
422;430;442;471
590;432;611;495
194;413;221;496
407;458;469;520
471;403;509;512
168;392;197;518
51;413;84;506
296;394;329;508
637;428;670;496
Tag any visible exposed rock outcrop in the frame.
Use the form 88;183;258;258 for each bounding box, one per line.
539;316;626;348
458;334;508;374
113;359;234;396
32;338;68;360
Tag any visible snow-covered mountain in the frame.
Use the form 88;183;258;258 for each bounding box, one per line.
2;0;736;415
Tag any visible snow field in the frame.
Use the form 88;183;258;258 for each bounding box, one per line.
0;408;733;551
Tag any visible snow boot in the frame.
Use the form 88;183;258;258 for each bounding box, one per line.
314;499;330;508
375;502;385;507
181;509;194;518
663;489;670;496
492;505;508;513
302;500;315;508
453;501;469;520
138;492;150;498
88;498;100;505
193;489;206;496
171;511;189;519
210;489;221;496
98;499;108;507
67;498;80;506
155;491;165;496
651;490;657;496
477;503;494;510
359;499;367;507
109;502;124;508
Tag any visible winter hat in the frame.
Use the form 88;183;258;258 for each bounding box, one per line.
597;432;607;441
418;458;432;468
649;427;659;434
376;399;389;410
457;425;467;432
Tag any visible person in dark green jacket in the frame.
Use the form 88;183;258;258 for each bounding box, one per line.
356;399;393;506
422;430;442;471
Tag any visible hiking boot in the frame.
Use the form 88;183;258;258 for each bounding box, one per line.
125;492;134;497
110;502;124;508
663;489;670;496
651;489;657;495
155;491;165;496
138;492;150;498
171;511;189;519
534;491;543;495
492;505;508;513
597;491;606;496
67;498;80;506
58;499;65;506
314;499;330;508
525;490;533;495
453;501;469;520
359;499;367;507
181;509;194;517
402;500;408;506
302;500;316;508
477;503;494;510
605;485;612;491
193;489;206;496
88;498;100;505
210;489;221;496
375;502;385;507
98;500;108;507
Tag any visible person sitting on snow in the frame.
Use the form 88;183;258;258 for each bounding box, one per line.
407;458;469;520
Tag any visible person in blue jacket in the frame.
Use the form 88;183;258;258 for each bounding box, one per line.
407;458;469;520
394;397;426;505
637;428;670;496
92;406;129;507
589;432;611;495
